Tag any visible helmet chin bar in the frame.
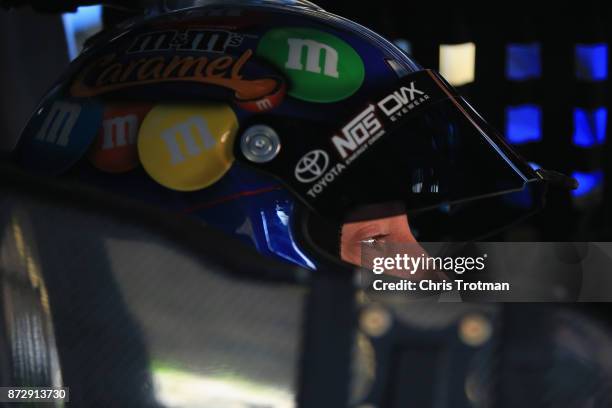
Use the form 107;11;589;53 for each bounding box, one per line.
292;202;370;272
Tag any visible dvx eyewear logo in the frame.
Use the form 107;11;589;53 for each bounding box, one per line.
332;81;428;161
378;81;429;122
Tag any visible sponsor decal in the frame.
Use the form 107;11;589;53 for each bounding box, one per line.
161;116;217;165
305;162;347;199
302;80;431;198
256;28;365;103
294;149;349;199
127;29;244;54
294;149;329;183
35;101;82;147
70;49;285;112
20;99;103;174
377;81;429;122
138;104;238;191
234;80;286;112
88;105;152;173
331;104;385;162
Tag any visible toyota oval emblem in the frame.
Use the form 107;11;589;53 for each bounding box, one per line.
294;149;330;183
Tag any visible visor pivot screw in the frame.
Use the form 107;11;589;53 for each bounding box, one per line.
241;125;281;163
360;305;392;338
459;314;492;347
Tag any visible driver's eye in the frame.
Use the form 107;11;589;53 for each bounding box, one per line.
360;234;388;245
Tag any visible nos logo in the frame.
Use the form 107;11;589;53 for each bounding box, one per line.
257;28;365;103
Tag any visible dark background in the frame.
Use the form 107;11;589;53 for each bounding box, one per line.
2;3;612;406
318;0;612;242
2;0;612;241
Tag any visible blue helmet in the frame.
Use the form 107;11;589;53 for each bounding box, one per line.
15;0;574;270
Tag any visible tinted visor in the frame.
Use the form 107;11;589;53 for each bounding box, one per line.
236;70;575;224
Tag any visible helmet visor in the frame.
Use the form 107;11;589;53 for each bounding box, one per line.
237;69;574;224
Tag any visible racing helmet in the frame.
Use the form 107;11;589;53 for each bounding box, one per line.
15;0;576;270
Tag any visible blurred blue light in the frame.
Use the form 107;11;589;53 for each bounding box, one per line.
62;6;102;60
393;38;412;55
504;187;533;208
572;170;603;197
573;107;607;147
506;43;542;80
506;105;542;144
575;43;608;81
528;162;541;171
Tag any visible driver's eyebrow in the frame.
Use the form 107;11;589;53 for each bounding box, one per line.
342;201;407;223
342;221;387;241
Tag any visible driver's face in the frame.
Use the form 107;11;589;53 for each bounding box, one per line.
340;204;418;267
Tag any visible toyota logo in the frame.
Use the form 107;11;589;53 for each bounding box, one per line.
295;150;330;183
